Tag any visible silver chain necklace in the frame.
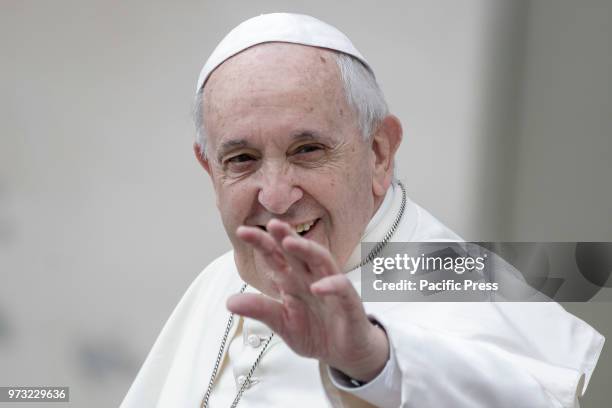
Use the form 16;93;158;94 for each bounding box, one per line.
200;181;407;408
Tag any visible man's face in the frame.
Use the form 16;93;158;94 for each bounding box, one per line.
200;43;379;293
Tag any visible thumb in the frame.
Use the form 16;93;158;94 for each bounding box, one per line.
227;293;285;335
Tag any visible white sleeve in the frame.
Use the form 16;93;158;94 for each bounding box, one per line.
327;324;401;408
363;302;604;408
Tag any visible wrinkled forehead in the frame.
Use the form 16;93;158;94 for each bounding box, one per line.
201;43;361;153
203;42;343;103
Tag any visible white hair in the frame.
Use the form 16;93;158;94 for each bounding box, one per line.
193;51;389;158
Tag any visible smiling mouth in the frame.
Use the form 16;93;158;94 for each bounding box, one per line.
257;218;320;236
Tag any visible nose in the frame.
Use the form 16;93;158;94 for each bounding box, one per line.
257;164;303;215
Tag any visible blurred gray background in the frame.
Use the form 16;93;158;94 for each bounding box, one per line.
1;0;611;407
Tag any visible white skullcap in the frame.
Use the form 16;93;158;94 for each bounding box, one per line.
195;13;372;93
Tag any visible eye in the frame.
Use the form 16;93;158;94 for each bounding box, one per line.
293;144;323;155
222;152;258;174
227;153;255;163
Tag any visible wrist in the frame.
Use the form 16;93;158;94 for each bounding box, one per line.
333;321;390;383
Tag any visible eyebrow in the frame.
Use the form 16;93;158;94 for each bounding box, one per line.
215;130;334;162
216;139;250;163
289;130;333;145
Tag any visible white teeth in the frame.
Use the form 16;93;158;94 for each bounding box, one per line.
295;220;316;233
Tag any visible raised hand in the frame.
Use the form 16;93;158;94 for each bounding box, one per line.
227;219;389;382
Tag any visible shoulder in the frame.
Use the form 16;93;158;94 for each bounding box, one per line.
119;250;241;407
396;197;463;242
201;249;237;275
414;202;463;241
156;250;239;325
189;250;240;297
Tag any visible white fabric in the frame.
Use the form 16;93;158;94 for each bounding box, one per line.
208;313;329;407
328;318;402;407
195;13;372;92
121;182;604;407
208;188;398;406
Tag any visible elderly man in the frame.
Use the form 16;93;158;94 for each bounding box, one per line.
121;13;603;408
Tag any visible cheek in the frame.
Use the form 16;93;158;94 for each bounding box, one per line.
213;181;252;227
342;158;375;218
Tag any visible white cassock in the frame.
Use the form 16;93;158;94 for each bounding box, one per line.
121;182;604;407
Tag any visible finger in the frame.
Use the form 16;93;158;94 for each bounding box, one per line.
267;219;334;279
267;218;295;244
310;275;367;327
310;274;361;310
227;293;285;336
311;275;372;338
282;235;339;278
267;219;316;282
237;226;304;294
236;225;290;273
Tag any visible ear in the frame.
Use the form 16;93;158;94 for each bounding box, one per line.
371;115;402;197
193;142;221;209
193;142;212;176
